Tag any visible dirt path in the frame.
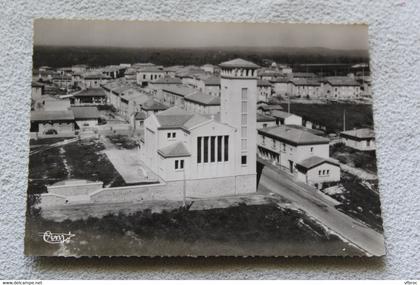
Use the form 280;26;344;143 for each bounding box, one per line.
340;163;378;180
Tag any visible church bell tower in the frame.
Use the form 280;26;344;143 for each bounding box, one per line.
219;58;259;177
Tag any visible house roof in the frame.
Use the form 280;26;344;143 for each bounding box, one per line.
257;113;276;122
152;77;182;84
270;77;290;83
219;58;260;69
138;66;164;73
71;106;100;120
257;79;272;87
292;72;317;78
31;81;44;88
158;142;191;158
290;78;321;86
82;73;111;80
258;104;284;111
258;125;329;146
341;128;375;140
162;85;197;97
74;88;106;97
296;156;340;171
134;111;147;120
31;110;75;121
155;106;210;131
270;110;300;119
141;99;168;111
203;76;220;86
184;92;220;106
323;77;360;86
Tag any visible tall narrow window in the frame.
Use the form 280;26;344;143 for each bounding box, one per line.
180;160;184;169
175;160;179;169
217;136;223;162
241;88;248;100
224;135;229;161
210;136;216;162
197;137;202;163
204;136;209;163
241;155;247;165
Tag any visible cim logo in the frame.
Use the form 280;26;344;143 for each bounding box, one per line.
42;231;75;244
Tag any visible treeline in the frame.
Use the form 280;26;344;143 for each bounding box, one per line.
33;45;369;69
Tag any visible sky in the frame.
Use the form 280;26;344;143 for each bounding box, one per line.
34;19;369;50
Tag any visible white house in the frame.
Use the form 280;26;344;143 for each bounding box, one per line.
270;77;289;96
80;73;111;89
257;79;272;102
71;106;100;130
30;110;75;137
256;113;276;129
136;66;165;87
270;110;303;126
295;156;341;187
140;58;259;197
322;77;361;101
341;128;376;151
31;81;44;101
288;78;321;99
161;85;197;108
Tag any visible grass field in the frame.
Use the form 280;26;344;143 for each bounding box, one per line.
280;103;374;133
330;143;377;174
25;203;364;256
27;138;126;195
322;172;383;232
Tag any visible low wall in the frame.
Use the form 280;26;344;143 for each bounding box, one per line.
41;174;258;207
47;181;103;196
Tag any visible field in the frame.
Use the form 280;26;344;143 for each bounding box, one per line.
25;202;364;256
322;172;383;232
280;103;374;133
27;138;126;195
330;143;377;174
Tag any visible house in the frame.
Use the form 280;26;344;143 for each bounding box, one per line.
140;58;259;197
80;73;111;89
257;125;338;178
119;89;151;120
257;79;272;102
322;77;361;100
141;99;169;117
148;77;182;101
30;110;75;137
270;77;289;96
256;113;277;129
340;128;376;151
295;156;341;187
71;106;100;130
161;85;197;108
291;72;317;79
102;65;126;79
52;74;73;89
288;78;321;99
71;64;88;74
200;76;221;97
201;64;216;73
71;88;107;105
41;96;71;111
130;111;147;130
136;66;165;87
270;110;302;126
184;92;220;115
31;81;44;101
258;104;284;115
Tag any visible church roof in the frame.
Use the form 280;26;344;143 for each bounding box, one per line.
158;142;191;158
155;106;210;131
219;58;260;69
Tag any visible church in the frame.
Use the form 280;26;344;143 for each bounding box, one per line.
141;58;259;197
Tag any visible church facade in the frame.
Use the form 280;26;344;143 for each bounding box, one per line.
141;59;259;197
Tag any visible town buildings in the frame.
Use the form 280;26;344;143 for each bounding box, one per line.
71;88;107;106
136;66;165;87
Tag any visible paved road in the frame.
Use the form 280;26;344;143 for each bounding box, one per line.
258;159;385;256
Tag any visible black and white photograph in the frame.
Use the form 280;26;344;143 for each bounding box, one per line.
25;19;385;257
